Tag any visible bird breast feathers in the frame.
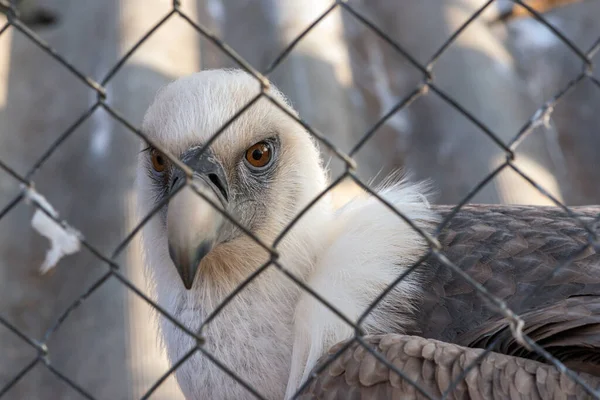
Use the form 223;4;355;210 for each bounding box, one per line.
286;178;439;397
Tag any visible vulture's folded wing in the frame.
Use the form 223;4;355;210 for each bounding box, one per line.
457;296;600;376
413;205;600;372
299;334;600;400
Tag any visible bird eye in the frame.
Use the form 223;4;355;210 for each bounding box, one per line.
150;149;167;173
244;141;273;170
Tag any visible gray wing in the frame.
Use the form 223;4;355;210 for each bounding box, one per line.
299;334;600;400
457;296;600;375
412;205;600;375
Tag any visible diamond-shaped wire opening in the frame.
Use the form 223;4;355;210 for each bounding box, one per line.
333;13;430;166
340;1;514;163
2;15;104;97
427;4;584;150
0;44;97;182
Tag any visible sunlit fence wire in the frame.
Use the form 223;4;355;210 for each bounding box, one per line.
1;0;600;398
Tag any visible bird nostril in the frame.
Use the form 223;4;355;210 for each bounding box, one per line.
170;176;180;191
208;173;228;202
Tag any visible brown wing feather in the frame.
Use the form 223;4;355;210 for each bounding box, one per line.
299;334;600;399
412;205;600;374
456;296;600;374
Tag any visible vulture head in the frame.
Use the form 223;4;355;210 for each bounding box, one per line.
136;69;437;399
137;69;329;290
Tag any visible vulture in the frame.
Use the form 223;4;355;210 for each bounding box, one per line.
135;69;600;400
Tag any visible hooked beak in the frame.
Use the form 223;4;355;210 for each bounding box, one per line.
166;147;229;290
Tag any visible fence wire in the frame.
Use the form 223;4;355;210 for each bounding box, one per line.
1;0;599;399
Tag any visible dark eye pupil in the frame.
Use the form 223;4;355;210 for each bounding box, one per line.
156;155;164;165
252;149;263;160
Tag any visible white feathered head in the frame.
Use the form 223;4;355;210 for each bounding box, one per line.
136;69;329;293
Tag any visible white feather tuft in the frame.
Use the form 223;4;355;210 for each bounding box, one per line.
286;176;439;397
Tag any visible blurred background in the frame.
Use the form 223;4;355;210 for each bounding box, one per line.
0;0;599;398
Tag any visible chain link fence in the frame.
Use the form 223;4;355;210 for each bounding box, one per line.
0;0;599;398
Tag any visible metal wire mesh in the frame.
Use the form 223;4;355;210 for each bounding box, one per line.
1;0;599;398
